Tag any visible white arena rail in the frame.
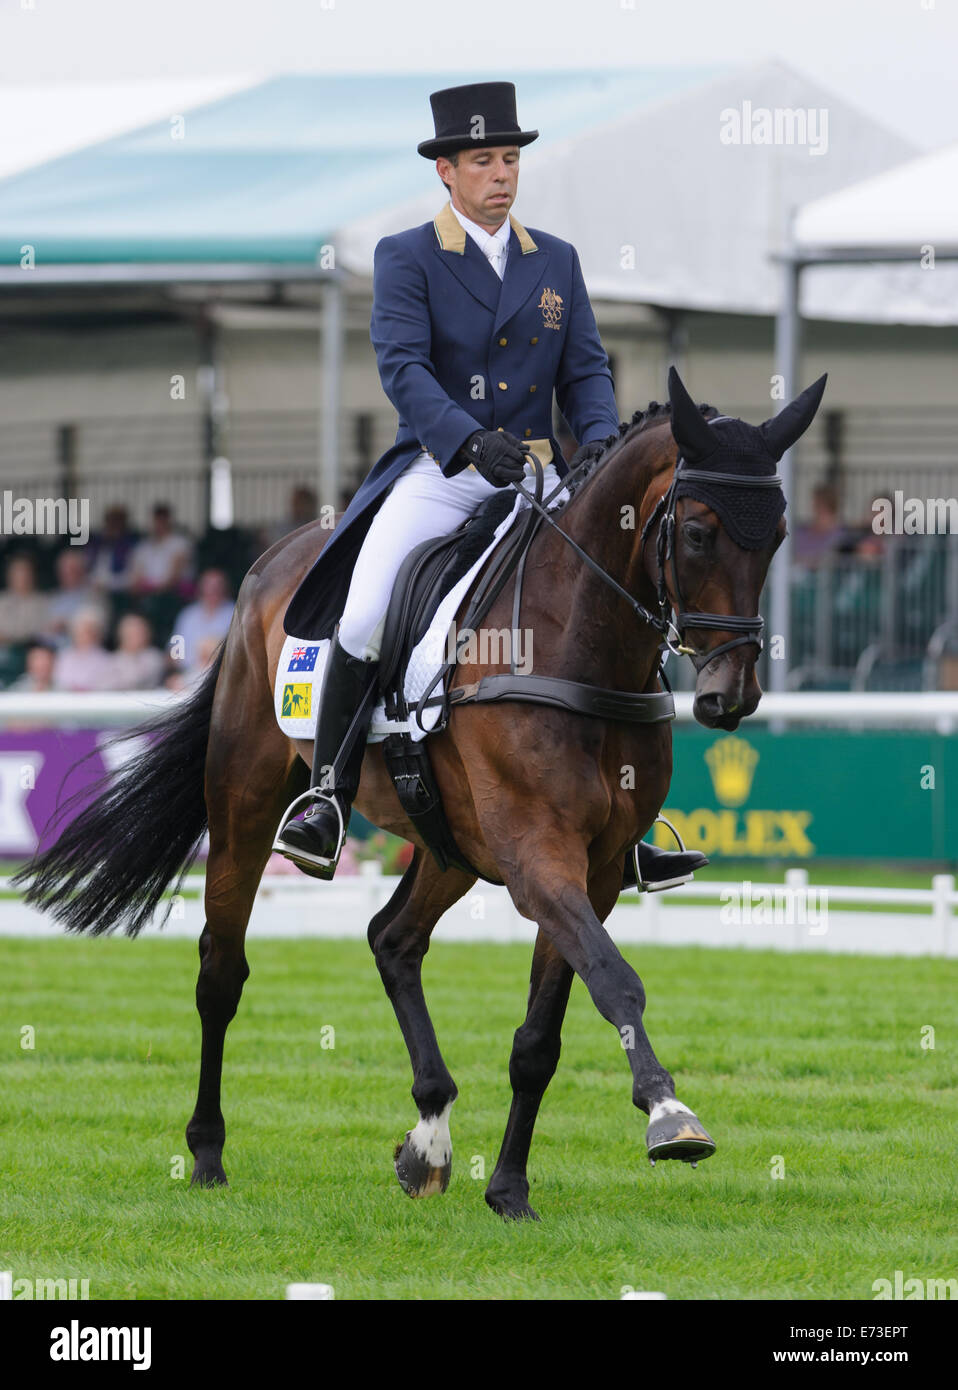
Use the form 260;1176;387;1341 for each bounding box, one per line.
3;867;956;957
1;688;958;729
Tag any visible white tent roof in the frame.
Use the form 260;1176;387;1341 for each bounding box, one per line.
795;140;958;253
792;140;958;326
338;60;945;324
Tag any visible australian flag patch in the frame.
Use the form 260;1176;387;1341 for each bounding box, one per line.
288;645;320;673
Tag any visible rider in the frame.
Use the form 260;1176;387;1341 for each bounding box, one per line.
275;81;704;890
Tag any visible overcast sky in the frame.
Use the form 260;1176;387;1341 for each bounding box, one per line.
1;0;954;176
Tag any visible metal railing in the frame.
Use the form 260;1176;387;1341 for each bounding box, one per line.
787;535;958;690
0;409;395;530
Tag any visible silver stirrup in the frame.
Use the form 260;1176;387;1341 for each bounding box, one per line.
271;788;346;872
633;814;694;894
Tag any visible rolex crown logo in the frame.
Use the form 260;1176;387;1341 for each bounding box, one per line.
705;735;759;808
538;286;563;330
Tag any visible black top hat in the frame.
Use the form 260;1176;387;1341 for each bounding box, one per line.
418;82;538;159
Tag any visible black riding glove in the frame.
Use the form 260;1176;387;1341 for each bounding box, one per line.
458;430;529;486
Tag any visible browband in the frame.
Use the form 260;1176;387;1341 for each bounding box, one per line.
676;467;783;489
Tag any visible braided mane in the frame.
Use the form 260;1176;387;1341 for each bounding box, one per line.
563;399;719;501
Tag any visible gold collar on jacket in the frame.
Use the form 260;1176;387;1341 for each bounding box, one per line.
433;201;537;255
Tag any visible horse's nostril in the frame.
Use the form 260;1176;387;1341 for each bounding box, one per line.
696;692;727;719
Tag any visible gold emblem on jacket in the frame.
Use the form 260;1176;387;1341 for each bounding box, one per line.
538;287;563;330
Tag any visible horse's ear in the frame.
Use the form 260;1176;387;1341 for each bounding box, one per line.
760;374;828;461
668;365;718;463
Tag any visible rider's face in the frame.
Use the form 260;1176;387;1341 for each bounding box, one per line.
438;146;519;229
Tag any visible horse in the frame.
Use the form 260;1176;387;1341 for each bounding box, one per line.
15;366;825;1220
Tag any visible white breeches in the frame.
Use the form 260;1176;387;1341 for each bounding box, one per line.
337;449;561;661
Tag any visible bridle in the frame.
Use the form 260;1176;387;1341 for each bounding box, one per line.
640;450;781;670
513;436;781;672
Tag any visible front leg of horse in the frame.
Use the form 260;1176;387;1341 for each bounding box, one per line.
512;855;716;1170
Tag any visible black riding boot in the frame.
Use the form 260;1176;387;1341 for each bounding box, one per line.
624;840;709;893
273;632;379;879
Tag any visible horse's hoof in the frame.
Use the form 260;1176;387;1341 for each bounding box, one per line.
484;1187;540;1221
646;1108;716;1164
190;1160;229;1187
393;1135;451;1197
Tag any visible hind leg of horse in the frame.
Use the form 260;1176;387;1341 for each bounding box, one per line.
367;850;475;1197
186;916;248;1187
502;837;715;1167
187;741;307;1187
485;929;573;1221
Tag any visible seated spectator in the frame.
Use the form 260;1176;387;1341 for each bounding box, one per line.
130;503;194;596
43;547;110;647
792;484;850;568
169;568;234;672
130;502;195;649
0;554;52;646
52;608;115;692
88;504;139;593
8;639;57;693
107;613;167;690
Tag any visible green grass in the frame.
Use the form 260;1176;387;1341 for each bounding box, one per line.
1;937;955;1300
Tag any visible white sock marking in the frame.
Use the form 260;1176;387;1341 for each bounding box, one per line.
407;1101;453;1167
649;1098;695;1125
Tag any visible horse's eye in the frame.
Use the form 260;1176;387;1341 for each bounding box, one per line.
683;522;711;550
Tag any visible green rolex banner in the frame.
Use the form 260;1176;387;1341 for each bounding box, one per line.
652;729;955;862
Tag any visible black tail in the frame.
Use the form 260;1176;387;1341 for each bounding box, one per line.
12;647;225;937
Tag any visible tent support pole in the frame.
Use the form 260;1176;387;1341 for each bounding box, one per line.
770;236;802;700
197;306;227;534
320;275;344;514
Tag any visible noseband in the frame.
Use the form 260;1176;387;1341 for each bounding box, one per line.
640;455;781;671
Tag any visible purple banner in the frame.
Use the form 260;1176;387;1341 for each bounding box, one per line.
0;728;207;863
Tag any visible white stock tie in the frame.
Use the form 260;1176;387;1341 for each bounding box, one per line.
484;240;506;281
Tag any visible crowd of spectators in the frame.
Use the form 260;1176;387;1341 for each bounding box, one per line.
0;484;337;695
0;499;264;693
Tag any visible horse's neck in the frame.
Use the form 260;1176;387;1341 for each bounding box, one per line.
527;440;667;691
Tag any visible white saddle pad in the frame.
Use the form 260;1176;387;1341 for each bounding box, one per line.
275;492;527;744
